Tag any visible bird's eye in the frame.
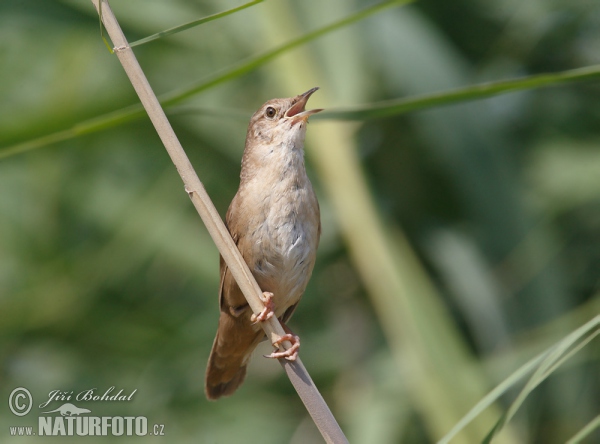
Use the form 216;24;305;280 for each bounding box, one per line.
265;107;277;118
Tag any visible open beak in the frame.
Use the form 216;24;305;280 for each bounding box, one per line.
286;87;323;123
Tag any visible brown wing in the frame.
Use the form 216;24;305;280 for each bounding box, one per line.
206;218;262;400
217;200;254;317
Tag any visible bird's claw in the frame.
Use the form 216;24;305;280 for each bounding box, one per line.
251;292;275;324
264;334;300;361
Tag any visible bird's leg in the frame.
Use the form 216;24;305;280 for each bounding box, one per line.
251;293;301;361
265;323;300;361
251;292;275;323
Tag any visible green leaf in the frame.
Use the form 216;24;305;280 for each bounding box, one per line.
566;415;600;444
0;0;411;160
485;324;600;442
437;315;600;444
129;0;265;48
316;64;600;120
158;0;413;106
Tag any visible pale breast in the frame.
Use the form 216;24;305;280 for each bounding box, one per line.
236;172;320;318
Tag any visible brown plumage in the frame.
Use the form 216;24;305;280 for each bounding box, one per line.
205;88;322;400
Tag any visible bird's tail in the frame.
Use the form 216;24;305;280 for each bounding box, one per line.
205;315;261;400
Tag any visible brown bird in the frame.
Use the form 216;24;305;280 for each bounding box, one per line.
205;88;322;400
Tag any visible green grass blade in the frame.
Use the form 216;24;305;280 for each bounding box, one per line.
0;0;410;160
437;349;548;444
316;64;600;121
129;0;264;48
0;129;76;160
488;327;600;441
158;0;413;106
566;415;600;444
0;105;146;160
438;315;600;444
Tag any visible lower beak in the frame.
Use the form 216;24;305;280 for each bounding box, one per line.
286;87;323;122
291;108;323;123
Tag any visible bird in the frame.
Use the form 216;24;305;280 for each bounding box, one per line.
205;87;322;400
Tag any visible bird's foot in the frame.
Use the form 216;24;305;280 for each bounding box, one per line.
251;292;275;324
264;333;300;361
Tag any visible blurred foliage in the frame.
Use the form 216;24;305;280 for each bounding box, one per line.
1;0;599;443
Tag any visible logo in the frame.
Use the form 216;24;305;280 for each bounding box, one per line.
42;403;91;416
7;386;165;438
8;388;32;417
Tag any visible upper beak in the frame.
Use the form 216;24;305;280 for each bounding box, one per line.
286;87;323;122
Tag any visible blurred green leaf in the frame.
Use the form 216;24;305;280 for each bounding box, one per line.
317;64;600;120
439;315;600;444
484;318;600;443
128;0;264;48
0;0;411;160
566;415;600;444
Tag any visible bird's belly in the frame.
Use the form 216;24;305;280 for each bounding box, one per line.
248;195;318;317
